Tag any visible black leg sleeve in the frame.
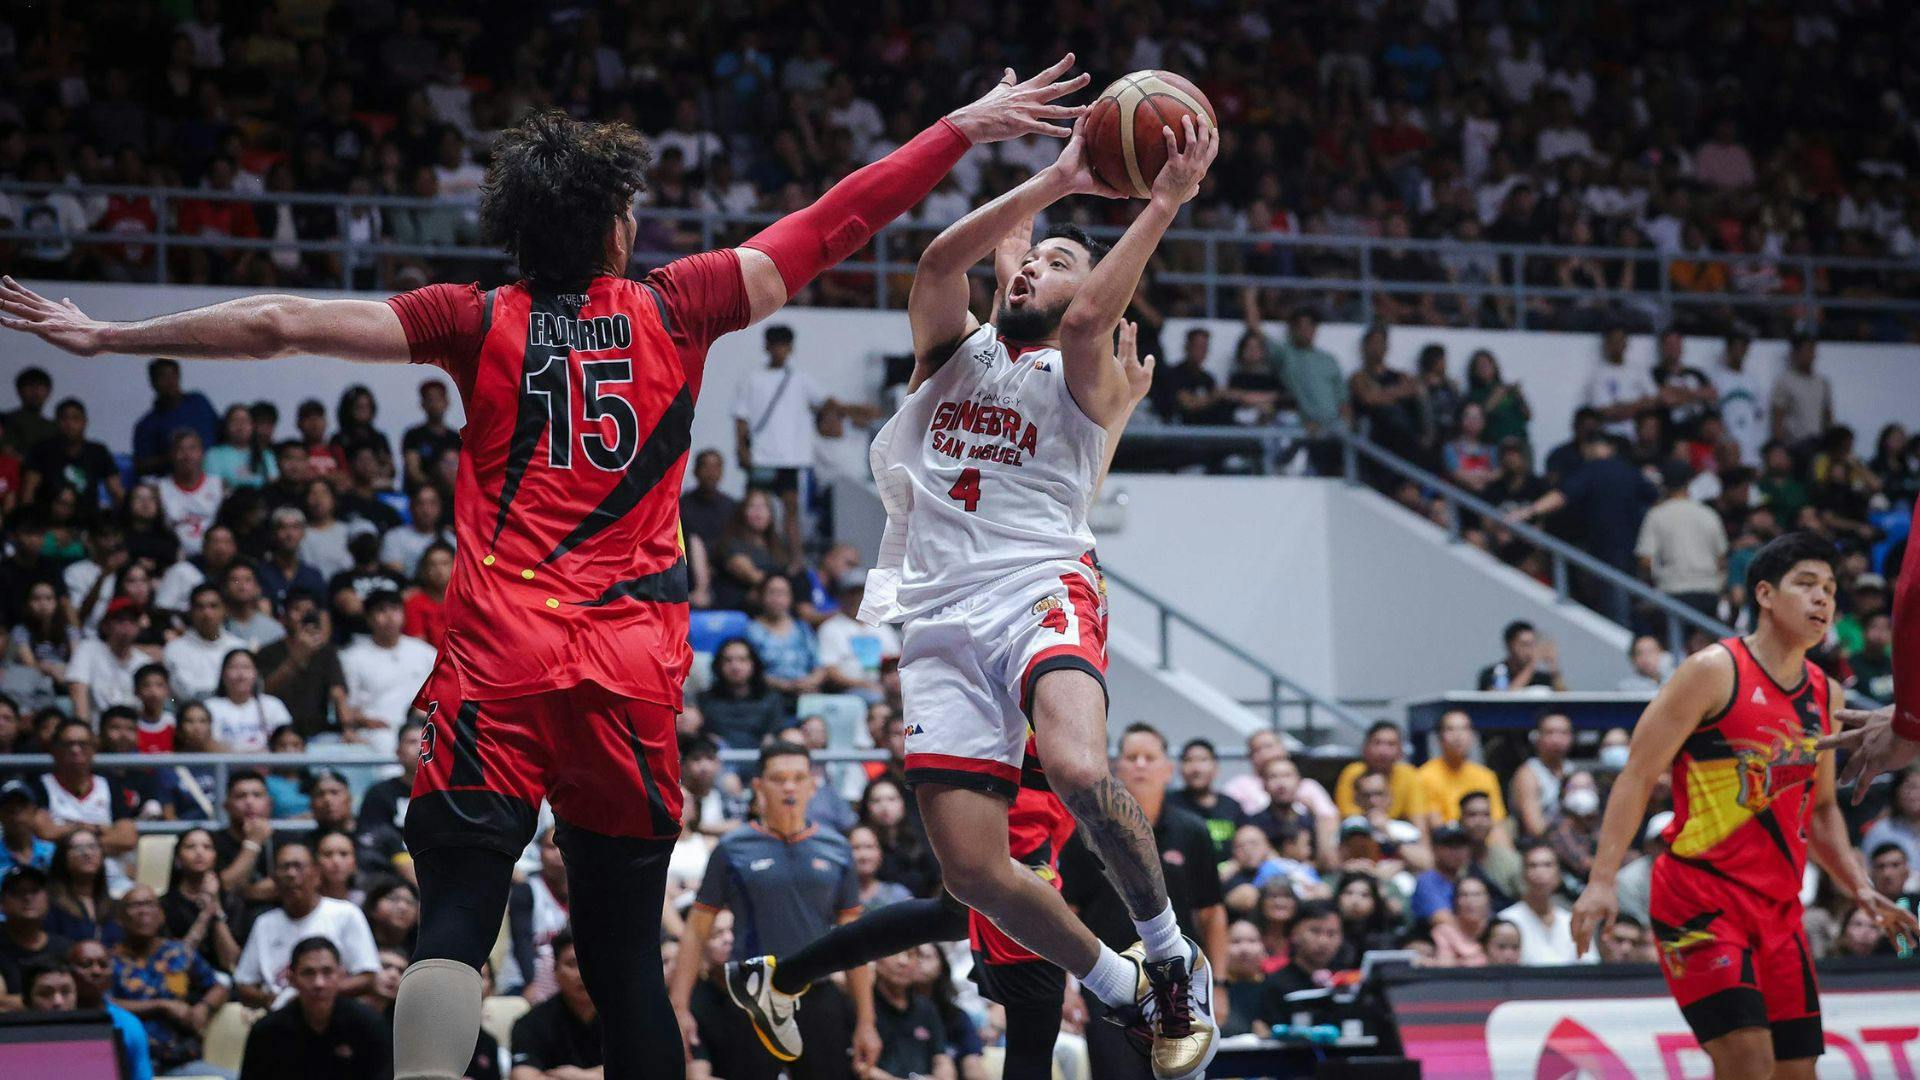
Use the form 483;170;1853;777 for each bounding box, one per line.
1001;999;1065;1080
552;818;681;1080
770;896;971;995
412;845;517;969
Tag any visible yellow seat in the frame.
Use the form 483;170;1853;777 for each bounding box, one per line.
200;1002;263;1072
481;994;531;1053
135;833;177;892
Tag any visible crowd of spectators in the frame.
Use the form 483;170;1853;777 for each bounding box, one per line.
4;2;1920;338
0;346;1909;1077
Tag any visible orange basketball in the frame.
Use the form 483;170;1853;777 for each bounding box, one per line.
1083;71;1218;199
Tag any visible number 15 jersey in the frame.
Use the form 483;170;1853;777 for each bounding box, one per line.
386;253;749;708
861;323;1107;625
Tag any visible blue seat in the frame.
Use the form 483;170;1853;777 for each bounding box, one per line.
688;609;751;655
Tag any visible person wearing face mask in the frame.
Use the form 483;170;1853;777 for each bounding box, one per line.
1596;727;1632;774
1545;771;1603;885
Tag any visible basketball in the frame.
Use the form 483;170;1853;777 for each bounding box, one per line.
1083;70;1218;199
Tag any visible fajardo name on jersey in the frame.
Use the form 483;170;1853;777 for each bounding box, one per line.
528;311;633;351
929;396;1041;466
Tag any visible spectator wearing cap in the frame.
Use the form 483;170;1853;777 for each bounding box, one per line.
258;506;329;610
1770;333;1833;449
1415;710;1507;832
67;597;148;724
257;591;357;740
1;779;55;874
31;717;139;865
1634;460;1728;623
233;841;381;1009
339;590;436;757
1409;822;1479;931
239;936;392;1080
1615;811;1672;928
0;865;74;1008
1476;620;1565;692
164;584;247;702
1497;844;1584;964
1334;721;1423;821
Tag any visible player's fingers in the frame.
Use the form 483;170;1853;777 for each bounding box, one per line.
1141;353;1157;373
1021;119;1074;138
1832;707;1884;730
1160;124;1178;157
1816;726;1866;753
1023;52;1076;88
1031;103;1087;120
1033;72;1092;101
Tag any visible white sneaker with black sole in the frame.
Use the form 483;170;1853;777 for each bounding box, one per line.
723;955;803;1062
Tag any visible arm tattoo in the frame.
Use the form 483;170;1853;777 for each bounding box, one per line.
1061;775;1170;921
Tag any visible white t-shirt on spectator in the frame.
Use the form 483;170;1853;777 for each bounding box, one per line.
234;897;381;1007
654;128;725;171
1584;362;1657;438
1536;125;1593;164
824;98;884;156
380;525;455;579
68;639;145;715
155;560;206;614
732;366;826;469
817;613;900;685
163;628;246;702
63;560;117;635
301;520;369;579
1635;499;1729;596
1710;365;1767;465
158;474;226;556
206;693;292;752
1498;899;1586;965
342;635;438;754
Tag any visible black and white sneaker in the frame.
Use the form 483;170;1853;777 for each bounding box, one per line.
724;955;802;1062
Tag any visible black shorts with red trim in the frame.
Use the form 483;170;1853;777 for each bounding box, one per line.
405;663;683;858
1650;853;1823;1060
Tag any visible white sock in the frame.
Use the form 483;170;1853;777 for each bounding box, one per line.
1081;944;1137;1008
1134;903;1184;963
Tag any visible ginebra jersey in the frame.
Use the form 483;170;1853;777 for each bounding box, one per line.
860;323;1107;624
386;252;749;707
1661;636;1833;899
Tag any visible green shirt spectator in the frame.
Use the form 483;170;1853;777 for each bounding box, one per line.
1246;291;1347;431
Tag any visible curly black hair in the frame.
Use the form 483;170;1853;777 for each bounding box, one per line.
479;109;651;287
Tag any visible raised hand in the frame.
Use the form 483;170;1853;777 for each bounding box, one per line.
1149;115;1220;207
1051;116;1130;199
1117;319;1156;404
945;54;1090;144
0;276;109;356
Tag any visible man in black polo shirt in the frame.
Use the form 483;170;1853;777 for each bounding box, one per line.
1061;723;1227;1080
670;741;869;1079
238;936;392;1080
1254;899;1344;1036
1169;737;1248;865
509;929;602;1077
211;772;280;928
870;948;952;1080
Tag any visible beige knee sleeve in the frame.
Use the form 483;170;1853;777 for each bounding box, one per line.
393;958;485;1080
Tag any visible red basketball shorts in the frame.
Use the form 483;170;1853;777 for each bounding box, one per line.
406;662;683;856
1649;855;1823;1061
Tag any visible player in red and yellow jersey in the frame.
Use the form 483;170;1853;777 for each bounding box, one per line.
1573;533;1918;1079
0;60;1092;1080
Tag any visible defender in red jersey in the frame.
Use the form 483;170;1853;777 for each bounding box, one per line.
0;58;1094;1080
1572;533;1918;1079
1820;493;1920;793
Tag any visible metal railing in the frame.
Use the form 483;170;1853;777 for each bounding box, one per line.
1099;564;1367;746
5;181;1919;331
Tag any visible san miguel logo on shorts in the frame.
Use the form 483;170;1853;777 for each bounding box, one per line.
418;702;439;765
1653;911;1720;977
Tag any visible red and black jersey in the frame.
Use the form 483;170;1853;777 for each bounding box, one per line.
1661;636;1833;900
386;252;749;708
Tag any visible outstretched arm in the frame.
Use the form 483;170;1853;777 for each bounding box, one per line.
1;276;412;362
1569;646;1730;955
1058;116;1218;427
742;57;1089;330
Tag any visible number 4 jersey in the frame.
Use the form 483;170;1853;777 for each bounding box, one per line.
386;252;749;708
861;323;1107;625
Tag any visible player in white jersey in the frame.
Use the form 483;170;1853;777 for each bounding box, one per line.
872;115;1218;1080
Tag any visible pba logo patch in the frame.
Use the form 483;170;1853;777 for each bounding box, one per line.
418;702;439;765
905;722;925;736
